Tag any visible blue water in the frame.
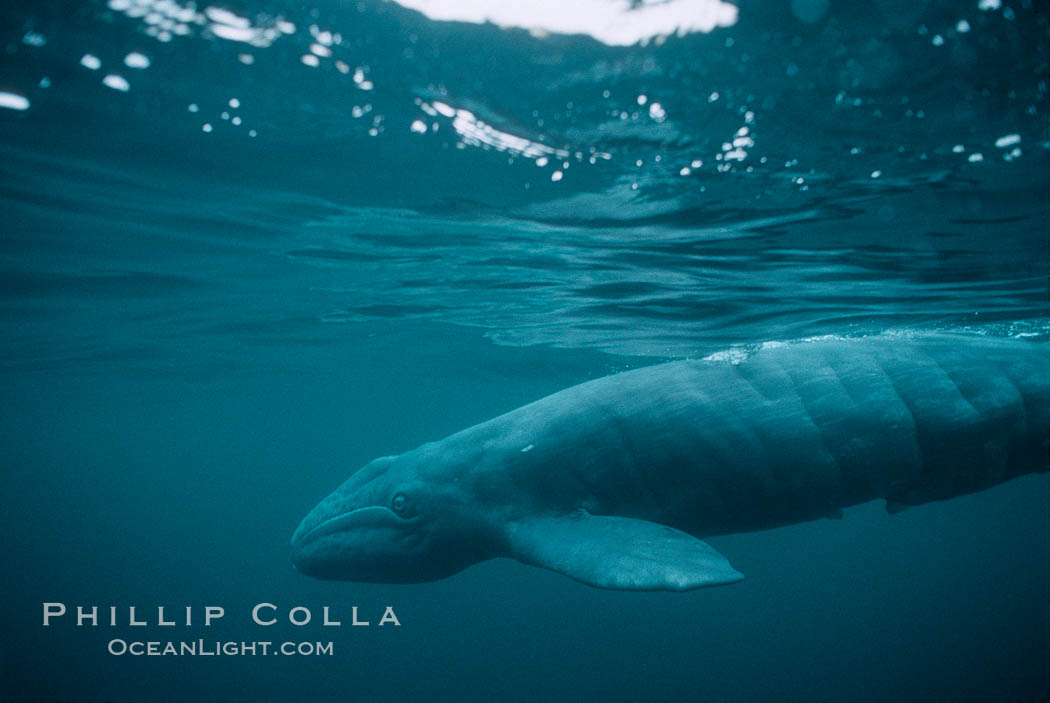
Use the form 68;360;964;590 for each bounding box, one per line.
1;0;1048;700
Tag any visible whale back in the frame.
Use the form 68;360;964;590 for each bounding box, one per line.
457;334;1049;538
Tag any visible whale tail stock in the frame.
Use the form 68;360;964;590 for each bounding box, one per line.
506;510;744;591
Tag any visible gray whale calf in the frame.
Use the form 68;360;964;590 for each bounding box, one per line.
291;334;1049;591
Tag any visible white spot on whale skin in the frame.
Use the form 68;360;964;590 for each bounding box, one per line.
520;444;535;453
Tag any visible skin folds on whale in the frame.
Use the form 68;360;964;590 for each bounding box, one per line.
291;333;1049;591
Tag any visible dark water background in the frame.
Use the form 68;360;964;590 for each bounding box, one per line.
1;0;1048;700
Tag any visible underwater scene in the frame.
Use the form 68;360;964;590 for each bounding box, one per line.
1;0;1049;700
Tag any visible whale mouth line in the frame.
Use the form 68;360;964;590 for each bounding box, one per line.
293;506;398;547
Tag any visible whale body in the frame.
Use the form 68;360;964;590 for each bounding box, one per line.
291;334;1050;591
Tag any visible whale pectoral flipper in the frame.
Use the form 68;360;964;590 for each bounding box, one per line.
507;513;744;591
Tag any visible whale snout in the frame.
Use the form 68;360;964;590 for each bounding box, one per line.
290;453;487;584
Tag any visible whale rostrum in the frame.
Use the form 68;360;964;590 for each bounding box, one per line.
291;334;1049;591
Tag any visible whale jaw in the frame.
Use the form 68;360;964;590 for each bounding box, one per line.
290;494;498;584
291;505;417;581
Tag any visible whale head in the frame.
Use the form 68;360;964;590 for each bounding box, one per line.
291;449;497;583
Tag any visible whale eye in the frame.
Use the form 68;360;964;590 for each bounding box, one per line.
391;493;412;517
